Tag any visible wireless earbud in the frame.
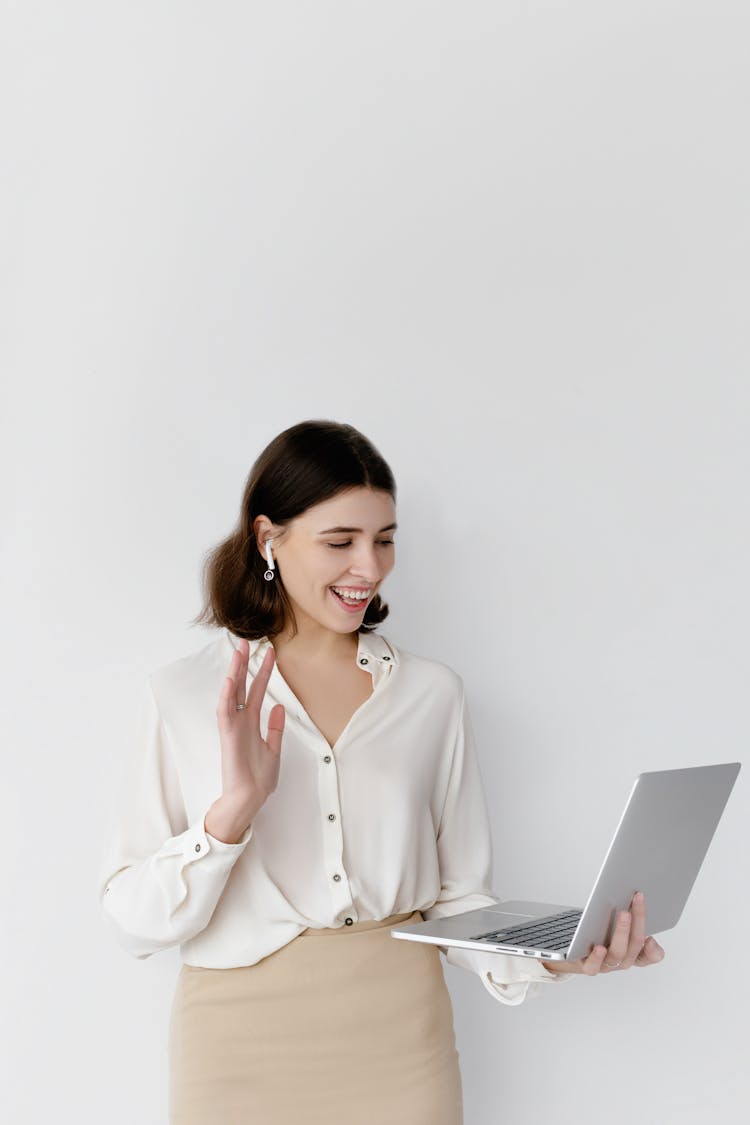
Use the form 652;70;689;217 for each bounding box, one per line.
264;539;275;582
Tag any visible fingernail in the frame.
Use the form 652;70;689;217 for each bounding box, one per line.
634;891;644;904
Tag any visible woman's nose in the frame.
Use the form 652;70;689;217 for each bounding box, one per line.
350;546;386;580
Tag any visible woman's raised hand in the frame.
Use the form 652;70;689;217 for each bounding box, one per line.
215;639;286;821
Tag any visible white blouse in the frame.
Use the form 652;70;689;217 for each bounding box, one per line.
97;628;568;1005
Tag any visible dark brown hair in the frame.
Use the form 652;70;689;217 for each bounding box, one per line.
191;419;396;641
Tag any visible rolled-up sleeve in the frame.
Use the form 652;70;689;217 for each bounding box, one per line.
97;676;253;960
422;678;570;1005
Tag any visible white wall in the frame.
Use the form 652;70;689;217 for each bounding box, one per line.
3;3;748;1122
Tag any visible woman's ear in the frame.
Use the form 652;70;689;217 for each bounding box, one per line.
252;515;274;562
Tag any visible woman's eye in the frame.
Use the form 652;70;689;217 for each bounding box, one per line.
327;540;395;549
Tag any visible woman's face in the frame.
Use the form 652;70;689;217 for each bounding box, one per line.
256;486;397;635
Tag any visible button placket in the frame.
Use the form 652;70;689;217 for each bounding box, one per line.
317;741;353;918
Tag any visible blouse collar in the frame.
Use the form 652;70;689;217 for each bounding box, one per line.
224;627;398;670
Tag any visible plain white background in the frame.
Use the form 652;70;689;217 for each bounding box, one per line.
3;3;748;1122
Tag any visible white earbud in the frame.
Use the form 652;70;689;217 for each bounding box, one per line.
264;539;275;582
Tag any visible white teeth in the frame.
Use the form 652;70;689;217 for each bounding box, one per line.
331;586;369;601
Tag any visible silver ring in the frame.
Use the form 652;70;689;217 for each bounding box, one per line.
235;703;246;711
604;959;622;968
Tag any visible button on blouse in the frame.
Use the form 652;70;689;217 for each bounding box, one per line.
97;628;565;1005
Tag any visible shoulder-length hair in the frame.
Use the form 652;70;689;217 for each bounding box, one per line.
191;419;396;641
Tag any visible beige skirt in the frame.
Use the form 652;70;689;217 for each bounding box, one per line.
168;909;463;1125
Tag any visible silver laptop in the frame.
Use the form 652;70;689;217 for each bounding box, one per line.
391;762;741;962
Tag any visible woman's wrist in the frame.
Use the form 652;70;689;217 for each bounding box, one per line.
204;796;257;844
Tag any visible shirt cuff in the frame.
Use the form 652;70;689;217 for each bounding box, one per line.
170;810;254;864
203;821;254;851
484;954;571;1004
443;944;572;1006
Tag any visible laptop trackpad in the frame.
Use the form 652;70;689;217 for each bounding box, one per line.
484;900;580;924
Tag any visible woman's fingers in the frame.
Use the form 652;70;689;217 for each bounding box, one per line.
600;909;633;971
635;935;665;966
224;643;284;752
620;891;647;968
244;645;275;717
217;640;272;725
218;644;245;723
580;946;608;974
548;891;666;975
233;640;249;710
597;894;665;972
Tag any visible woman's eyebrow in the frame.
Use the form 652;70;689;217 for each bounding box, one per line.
317;523;398;534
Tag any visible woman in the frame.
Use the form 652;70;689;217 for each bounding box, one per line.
98;419;665;1125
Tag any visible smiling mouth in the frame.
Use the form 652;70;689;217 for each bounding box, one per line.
329;586;372;608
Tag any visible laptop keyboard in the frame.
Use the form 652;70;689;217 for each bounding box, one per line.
471;908;583;952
